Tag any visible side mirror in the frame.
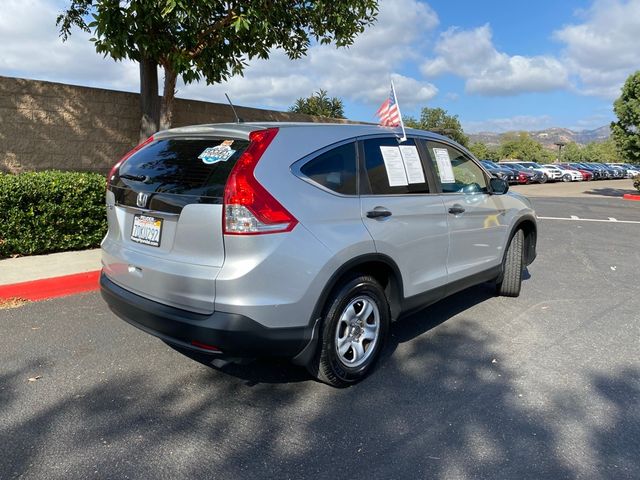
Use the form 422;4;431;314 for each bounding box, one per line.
490;177;509;195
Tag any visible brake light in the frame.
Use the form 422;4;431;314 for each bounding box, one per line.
223;128;297;235
106;135;154;188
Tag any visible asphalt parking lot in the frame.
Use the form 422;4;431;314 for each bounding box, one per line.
2;187;639;479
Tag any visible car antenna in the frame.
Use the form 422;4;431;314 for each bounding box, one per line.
225;93;244;124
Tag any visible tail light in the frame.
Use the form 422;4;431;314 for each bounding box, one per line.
223;128;297;235
106;135;154;188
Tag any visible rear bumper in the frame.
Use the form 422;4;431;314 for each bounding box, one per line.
100;272;311;358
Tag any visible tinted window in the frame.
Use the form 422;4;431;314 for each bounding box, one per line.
116;137;249;200
362;137;429;195
424;142;488;194
300;142;357;195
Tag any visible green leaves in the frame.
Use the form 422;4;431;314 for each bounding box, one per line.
406;107;469;147
57;0;378;88
0;171;107;258
289;89;345;118
612;71;640;163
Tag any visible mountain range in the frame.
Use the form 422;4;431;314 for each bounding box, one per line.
469;126;611;148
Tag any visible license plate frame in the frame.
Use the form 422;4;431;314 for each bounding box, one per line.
130;214;163;247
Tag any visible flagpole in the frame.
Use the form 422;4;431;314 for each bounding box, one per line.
390;80;407;143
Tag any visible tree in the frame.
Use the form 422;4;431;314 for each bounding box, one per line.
583;139;622;163
405;107;469;147
611;71;640;164
289;89;345;118
562;142;584;163
468;142;499;161
58;1;378;141
499;132;544;163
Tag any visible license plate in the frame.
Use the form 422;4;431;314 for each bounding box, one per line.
131;214;163;247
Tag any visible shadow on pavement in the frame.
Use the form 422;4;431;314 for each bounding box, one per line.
3;274;637;479
584;187;637;198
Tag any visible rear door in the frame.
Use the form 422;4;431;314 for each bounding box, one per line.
358;136;449;300
421;140;514;283
102;134;250;314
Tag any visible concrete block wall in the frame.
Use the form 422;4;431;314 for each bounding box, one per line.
0;76;345;174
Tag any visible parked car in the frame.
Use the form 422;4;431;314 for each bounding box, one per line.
100;123;537;387
548;164;583;182
500;163;546;184
586;162;615;179
558;163;593;181
609;163;640;177
571;163;604;180
481;160;518;183
501;161;554;183
606;164;628;178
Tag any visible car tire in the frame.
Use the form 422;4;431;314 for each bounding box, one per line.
307;275;390;387
496;229;524;297
538;174;548;184
562;174;571;182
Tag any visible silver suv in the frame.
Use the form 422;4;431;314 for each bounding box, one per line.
101;123;537;387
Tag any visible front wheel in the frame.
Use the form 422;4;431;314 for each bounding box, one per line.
538;174;548;184
307;275;390;387
496;230;524;297
562;174;572;182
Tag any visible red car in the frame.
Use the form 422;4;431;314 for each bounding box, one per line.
558;164;593;181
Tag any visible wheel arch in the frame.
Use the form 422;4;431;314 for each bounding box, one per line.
509;215;537;266
292;253;404;367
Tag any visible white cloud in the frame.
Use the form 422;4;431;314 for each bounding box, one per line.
554;0;640;99
421;24;569;96
464;115;554;133
0;0;139;90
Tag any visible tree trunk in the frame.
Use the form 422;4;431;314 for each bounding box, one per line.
159;67;178;131
139;57;160;142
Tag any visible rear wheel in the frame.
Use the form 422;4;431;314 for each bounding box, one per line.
562;174;572;182
307;275;389;387
496;230;524;297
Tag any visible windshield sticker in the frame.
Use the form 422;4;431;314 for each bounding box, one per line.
199;145;236;165
432;148;456;183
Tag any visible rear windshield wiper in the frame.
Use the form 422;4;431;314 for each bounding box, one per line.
119;174;150;183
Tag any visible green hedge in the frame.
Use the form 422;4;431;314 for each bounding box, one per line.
0;171;107;258
634;176;640;193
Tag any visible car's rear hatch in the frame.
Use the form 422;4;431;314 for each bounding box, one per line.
102;131;250;314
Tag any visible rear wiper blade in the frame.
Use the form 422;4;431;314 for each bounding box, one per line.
119;174;150;183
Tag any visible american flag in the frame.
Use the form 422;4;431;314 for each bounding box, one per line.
375;84;401;127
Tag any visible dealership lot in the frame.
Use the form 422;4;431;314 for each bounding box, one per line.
1;192;639;480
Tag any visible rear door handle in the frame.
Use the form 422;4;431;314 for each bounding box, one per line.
448;205;465;215
366;209;392;219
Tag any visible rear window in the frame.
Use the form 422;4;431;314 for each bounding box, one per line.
114;137;250;200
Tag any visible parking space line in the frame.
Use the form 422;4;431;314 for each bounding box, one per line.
537;216;640;224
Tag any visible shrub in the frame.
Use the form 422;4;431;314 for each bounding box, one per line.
0;171;107;258
634;175;640;193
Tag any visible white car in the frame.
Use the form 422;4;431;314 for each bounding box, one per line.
552;165;583;182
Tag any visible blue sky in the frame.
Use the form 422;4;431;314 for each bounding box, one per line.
1;0;638;133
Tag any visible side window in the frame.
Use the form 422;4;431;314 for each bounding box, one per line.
362;137;429;195
424;141;488;194
300;142;357;195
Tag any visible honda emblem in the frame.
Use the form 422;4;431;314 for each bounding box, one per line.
136;192;149;208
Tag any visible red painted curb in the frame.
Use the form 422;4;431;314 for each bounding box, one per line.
0;270;100;301
623;193;640;201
